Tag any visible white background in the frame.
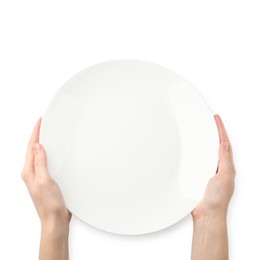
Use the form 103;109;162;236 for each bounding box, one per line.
0;0;259;259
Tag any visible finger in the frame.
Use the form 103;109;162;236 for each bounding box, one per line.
214;114;230;144
22;118;42;180
33;143;50;177
214;114;233;155
214;115;235;175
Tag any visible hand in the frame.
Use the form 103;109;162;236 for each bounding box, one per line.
192;114;236;221
191;115;235;260
21;118;71;227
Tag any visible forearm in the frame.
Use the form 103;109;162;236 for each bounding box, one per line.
39;219;69;260
191;215;228;260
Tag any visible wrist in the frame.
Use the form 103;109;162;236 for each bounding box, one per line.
193;212;227;230
192;206;227;223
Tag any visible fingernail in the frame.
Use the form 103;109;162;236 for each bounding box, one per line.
34;143;41;154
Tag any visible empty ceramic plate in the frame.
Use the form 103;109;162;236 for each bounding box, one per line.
40;60;219;235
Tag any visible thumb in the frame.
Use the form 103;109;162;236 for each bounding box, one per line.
33;143;49;175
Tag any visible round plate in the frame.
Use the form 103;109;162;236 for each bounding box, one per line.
40;60;218;235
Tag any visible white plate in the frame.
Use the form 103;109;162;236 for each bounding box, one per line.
40;60;218;235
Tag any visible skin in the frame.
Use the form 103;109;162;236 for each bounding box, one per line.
191;115;236;260
21;118;71;260
22;115;235;260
